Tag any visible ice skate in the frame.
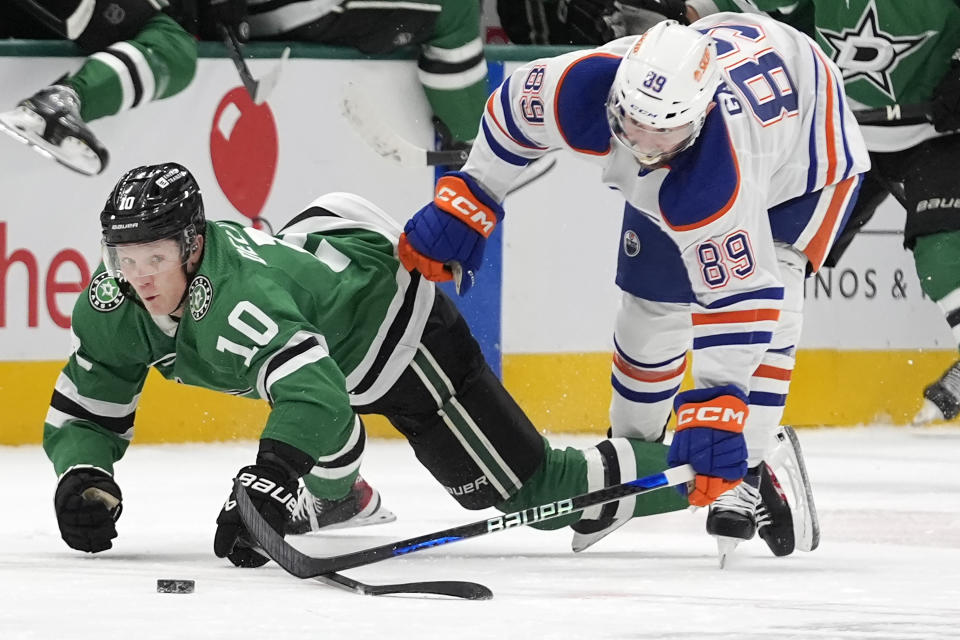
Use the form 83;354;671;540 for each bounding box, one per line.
765;425;820;552
286;475;396;535
0;84;108;176
706;468;761;568
913;359;960;424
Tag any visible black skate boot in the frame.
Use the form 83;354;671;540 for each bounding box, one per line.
0;84;108;176
756;462;795;556
285;475;396;535
706;467;761;568
914;359;960;424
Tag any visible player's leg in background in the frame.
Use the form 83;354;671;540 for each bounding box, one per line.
67;11;197;123
0;4;196;175
417;0;487;152
358;289;686;532
711;243;807;556
900;134;960;423
248;0;485;156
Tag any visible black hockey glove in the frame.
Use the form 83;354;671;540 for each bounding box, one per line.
199;0;249;41
54;468;123;553
214;440;312;568
559;0;627;44
618;0;690;25
931;59;960;132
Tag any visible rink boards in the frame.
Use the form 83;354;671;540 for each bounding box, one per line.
0;43;954;444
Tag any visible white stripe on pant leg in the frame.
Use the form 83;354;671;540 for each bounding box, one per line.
610;438;639;521
418;62;488;91
89;51;135;112
110;41;156;103
447;396;523;489
417;346;456;395
411;352;512;498
580;445;606;521
422;38;484;64
439;411;512;500
344;1;441;11
410;360;444;406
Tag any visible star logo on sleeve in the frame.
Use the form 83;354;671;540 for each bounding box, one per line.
817;0;936;100
188;275;214;321
88;272;125;312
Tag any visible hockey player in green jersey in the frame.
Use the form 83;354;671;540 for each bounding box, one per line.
675;1;960;424
0;1;197;176
44;162;689;565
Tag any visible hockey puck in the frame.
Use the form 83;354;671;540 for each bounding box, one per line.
156;579;195;594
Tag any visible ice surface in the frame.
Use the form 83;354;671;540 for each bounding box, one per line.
2;427;959;639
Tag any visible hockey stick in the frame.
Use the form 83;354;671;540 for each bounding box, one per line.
234;464;694;584
341;82;469;167
854;103;931;125
340;82;557;191
219;24;289;105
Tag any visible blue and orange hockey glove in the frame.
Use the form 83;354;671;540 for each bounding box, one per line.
398;171;504;295
667;386;749;507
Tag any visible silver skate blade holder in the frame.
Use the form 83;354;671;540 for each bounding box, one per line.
220;24;289;105
448;262;463;295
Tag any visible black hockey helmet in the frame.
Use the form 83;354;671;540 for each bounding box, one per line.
101;163;205;278
101;162;205;245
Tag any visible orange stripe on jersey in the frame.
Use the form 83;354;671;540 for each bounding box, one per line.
660;127;741;232
554;52;619;156
434;176;499;238
803;175;857;271
753;364;792;381
613;352;687;382
485;92;543;150
812;47;838;185
691;309;780;325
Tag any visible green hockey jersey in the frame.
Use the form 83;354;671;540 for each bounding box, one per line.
43;193;435;481
696;0;960;150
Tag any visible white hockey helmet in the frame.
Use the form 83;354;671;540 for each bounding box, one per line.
607;20;721;166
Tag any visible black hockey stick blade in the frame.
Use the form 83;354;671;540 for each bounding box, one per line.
854;102;931;125
234;465;694;580
237;488;492;599
313;572;493;600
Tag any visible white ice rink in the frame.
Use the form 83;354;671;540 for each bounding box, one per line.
2;427;959;640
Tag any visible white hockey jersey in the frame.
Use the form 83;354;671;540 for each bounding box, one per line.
463;11;870;393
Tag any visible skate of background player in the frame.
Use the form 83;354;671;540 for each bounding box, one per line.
0;41;953;447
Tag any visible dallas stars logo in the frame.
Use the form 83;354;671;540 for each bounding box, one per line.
817;0;935;100
188;275;213;321
89;272;124;312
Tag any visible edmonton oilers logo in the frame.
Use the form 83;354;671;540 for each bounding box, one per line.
189;275;213;321
623;230;641;257
89;272;124;312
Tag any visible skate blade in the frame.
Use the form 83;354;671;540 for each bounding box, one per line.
715;535;741;569
0;110;102;176
571;517;630;553
296;508;398;535
912;399;946;425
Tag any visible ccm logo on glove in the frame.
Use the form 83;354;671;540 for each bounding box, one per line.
435;176;498;237
676;401;746;430
236;470;297;515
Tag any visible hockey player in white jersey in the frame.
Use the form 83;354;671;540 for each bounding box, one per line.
399;13;869;562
